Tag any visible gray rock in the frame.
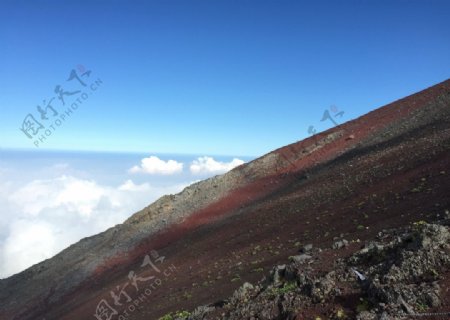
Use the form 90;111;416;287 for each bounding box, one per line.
291;254;312;264
232;282;254;303
172;223;450;320
379;311;390;320
191;305;216;318
424;290;441;307
271;265;286;286
332;239;349;249
299;243;313;253
356;311;377;320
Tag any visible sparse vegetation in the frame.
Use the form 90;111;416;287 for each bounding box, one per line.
416;301;429;312
356;298;369;312
159;310;191;320
270;281;297;296
182;291;192;300
335;308;346;319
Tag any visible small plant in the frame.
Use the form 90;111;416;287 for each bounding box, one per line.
336;308;346;319
231;275;241;282
182;291;192;300
175;311;191;318
356;298;369;312
413;220;427;228
416;301;429;312
429;268;439;279
271;281;297;296
158;310;191;320
279;281;297;294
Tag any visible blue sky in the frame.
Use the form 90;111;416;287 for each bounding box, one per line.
1;0;449;156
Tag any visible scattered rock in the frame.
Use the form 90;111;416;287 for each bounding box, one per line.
271;264;286;287
231;282;254;303
346;134;356;140
356;311;377;320
332;239;349;249
191;305;216;318
171;223;450;320
290;254;312;264
299;243;313;253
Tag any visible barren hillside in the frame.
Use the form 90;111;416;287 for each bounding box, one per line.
0;79;449;320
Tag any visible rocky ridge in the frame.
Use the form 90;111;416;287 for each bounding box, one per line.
170;218;450;320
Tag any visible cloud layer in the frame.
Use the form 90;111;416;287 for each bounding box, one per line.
0;154;246;278
0;175;188;278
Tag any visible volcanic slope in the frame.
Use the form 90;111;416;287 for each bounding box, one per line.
0;79;449;320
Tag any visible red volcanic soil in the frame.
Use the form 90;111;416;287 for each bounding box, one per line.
6;79;450;320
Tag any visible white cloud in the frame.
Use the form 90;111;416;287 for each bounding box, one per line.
129;156;183;175
0;175;190;278
118;179;151;192
190;156;245;175
10;176;105;218
0;220;57;277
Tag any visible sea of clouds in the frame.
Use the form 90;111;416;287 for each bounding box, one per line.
0;152;246;278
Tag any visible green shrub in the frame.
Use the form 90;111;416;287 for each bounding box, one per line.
158;310;191;320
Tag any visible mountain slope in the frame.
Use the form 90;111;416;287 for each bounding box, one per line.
168;221;449;320
0;79;449;320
